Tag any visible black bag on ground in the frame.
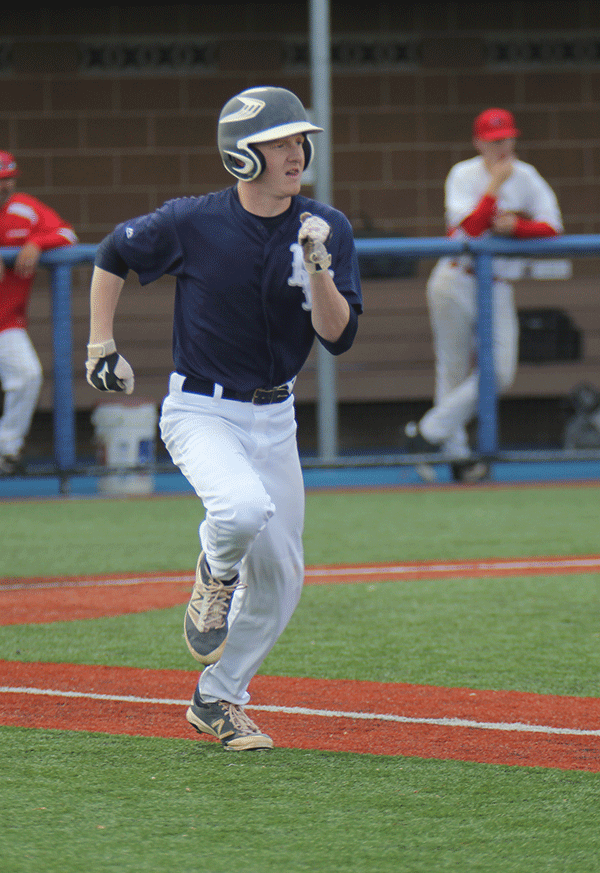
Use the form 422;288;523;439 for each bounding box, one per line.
562;383;600;449
518;308;581;362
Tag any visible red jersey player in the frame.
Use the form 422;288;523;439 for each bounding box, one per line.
0;151;77;474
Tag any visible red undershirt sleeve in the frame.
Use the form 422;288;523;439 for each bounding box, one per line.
459;194;497;237
513;218;558;239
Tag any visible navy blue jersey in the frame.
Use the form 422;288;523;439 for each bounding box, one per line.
111;186;362;391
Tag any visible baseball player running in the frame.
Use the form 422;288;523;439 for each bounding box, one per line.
86;87;362;750
404;108;563;482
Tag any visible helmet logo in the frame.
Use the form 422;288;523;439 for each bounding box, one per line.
220;96;266;124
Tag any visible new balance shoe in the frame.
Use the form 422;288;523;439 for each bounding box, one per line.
184;551;239;664
186;687;273;751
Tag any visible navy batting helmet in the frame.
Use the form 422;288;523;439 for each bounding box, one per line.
217;86;323;181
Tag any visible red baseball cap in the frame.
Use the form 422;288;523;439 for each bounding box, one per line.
473;108;520;141
0;151;19;179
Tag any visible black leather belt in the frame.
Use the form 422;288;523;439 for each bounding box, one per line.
181;375;290;405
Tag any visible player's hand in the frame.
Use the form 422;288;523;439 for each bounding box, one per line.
298;212;332;274
492;210;518;235
14;242;41;278
86;339;134;394
488;158;514;193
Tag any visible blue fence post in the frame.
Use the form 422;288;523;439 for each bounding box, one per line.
49;262;76;486
473;246;498;455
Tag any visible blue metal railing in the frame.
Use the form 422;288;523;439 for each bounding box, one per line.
355;234;600;459
1;244;97;477
2;235;600;478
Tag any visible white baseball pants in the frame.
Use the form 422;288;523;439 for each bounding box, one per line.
0;327;43;457
419;261;518;456
160;372;305;706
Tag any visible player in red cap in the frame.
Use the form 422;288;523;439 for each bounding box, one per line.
404;109;563;482
472;107;520;142
0;151;78;474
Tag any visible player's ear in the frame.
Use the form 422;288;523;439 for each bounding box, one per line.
249;145;267;176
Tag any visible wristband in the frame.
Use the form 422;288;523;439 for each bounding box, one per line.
87;339;117;358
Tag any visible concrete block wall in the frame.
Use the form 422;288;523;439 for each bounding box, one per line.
2;1;600;412
3;2;600;240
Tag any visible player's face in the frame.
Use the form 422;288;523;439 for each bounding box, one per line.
475;137;516;163
0;175;16;207
255;134;306;197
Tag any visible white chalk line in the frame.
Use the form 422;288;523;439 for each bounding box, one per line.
305;557;600;578
2;685;599;738
2;555;600;592
0;575;194;591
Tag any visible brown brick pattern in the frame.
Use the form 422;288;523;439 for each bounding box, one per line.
1;3;599;240
2;2;600;412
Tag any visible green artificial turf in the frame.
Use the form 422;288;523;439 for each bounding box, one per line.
1;573;598;697
303;485;600;563
2;484;599;873
1;726;598;873
2;484;600;578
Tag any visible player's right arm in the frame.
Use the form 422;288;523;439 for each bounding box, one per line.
89;266;125;346
86;236;134;393
447;159;513;238
86;206;182;393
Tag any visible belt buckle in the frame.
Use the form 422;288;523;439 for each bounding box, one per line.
252;385;289;405
252;388;270;405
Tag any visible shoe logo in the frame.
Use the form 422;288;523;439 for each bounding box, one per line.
211;717;233;739
126;226;134;238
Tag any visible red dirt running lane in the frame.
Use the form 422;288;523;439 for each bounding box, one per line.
2;559;600;771
3;555;600;625
1;660;599;772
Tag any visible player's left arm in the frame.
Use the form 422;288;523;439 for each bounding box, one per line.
309;269;351;340
494;213;559;238
13;197;78;278
298;211;359;353
492;168;563;239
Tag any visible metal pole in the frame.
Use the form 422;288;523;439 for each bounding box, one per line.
309;0;338;462
50;262;76;491
474;251;498;455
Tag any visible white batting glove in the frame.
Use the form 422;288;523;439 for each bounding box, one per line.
86;339;135;394
298;212;332;274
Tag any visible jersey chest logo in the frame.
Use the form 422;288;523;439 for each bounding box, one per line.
288;242;333;310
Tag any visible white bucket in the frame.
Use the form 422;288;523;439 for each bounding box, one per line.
91;399;158;495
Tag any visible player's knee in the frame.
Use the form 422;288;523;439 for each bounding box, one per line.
3;362;42;394
496;362;516;392
230;494;275;542
29;364;43;392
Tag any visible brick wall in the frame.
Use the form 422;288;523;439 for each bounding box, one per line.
4;2;600;239
2;1;600;411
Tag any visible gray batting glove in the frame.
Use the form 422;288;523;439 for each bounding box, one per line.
86;339;135;394
298;212;332;274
